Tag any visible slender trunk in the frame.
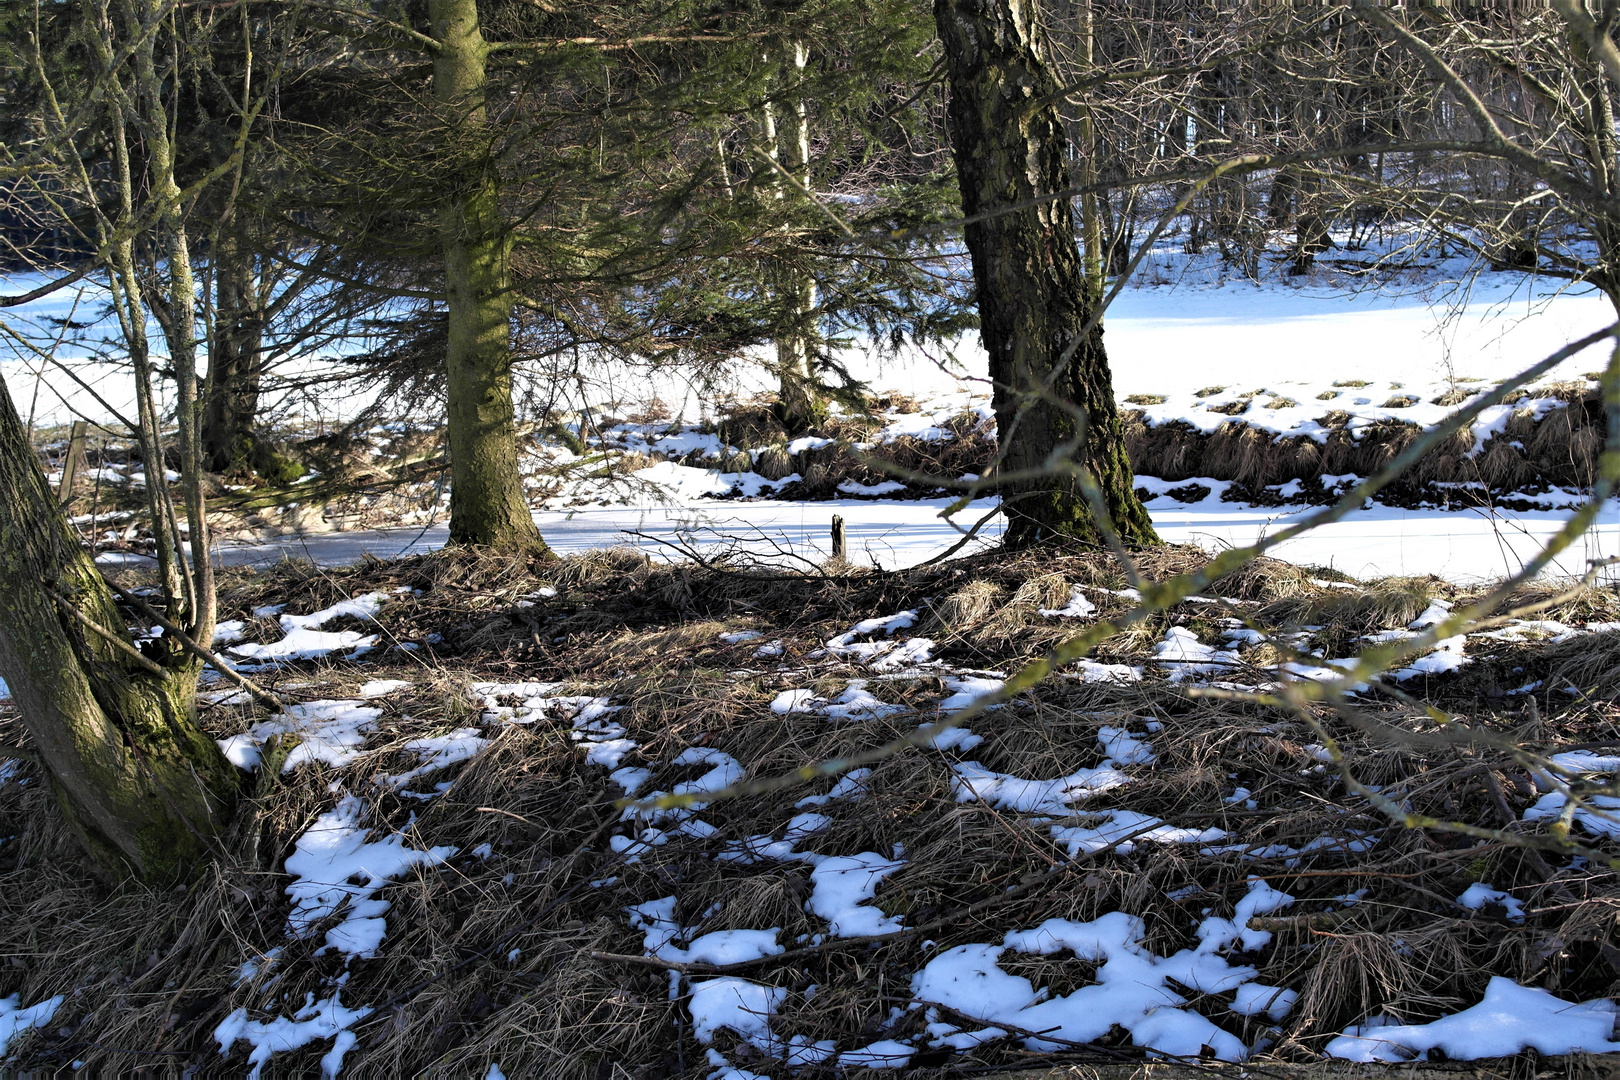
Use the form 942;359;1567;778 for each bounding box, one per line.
770;41;825;435
0;381;237;881
934;0;1158;550
431;0;549;552
1076;0;1103;305
129;0;211;640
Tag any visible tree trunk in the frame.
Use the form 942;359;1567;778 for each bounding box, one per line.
0;380;237;881
768;41;827;436
934;0;1158;550
203;228;267;478
431;0;550;553
1075;0;1104;305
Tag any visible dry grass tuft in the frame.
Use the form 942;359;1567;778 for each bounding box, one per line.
10;546;1620;1074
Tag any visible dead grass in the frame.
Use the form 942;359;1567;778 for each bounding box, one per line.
5;549;1620;1074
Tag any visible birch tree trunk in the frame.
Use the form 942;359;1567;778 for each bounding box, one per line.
431;0;550;552
934;0;1158;549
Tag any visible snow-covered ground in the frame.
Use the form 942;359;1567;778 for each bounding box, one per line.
5;262;1612;429
196;495;1617;585
18;258;1620;586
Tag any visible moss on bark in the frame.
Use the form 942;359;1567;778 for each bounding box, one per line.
431;0;552;554
0;376;237;883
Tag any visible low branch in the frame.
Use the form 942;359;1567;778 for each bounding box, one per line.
49;590;169;678
106;583;287;707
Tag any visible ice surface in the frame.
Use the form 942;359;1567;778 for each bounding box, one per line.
201;493;1620;585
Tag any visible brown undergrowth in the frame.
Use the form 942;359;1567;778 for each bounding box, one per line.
3;546;1620;1075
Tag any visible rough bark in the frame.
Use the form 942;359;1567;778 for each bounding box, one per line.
202;229;267;477
431;0;550;552
0;381;237;881
934;0;1158;549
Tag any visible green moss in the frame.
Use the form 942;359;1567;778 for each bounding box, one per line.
253;446;306;485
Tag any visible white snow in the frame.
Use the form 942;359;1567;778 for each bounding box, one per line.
1326;977;1620;1061
952;760;1132;814
912;880;1296;1062
0;995;61;1056
378;728;488;790
688;978;784;1047
1154;627;1242;681
806;853;906;937
1039;587;1097;618
282;795;456;958
211;619;246;645
214;993;371;1079
228;626;378;663
1050;810;1227;857
1230;983;1298;1021
1097;726;1155;765
281;593;389;631
1457;883;1526;923
1524;791;1620;839
794;768;873;808
224;594;391;663
624;749;744;824
217;700;383;772
358;679;412;698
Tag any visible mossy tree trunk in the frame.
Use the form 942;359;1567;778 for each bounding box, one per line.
0;381;238;881
431;0;550;553
934;0;1158;549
